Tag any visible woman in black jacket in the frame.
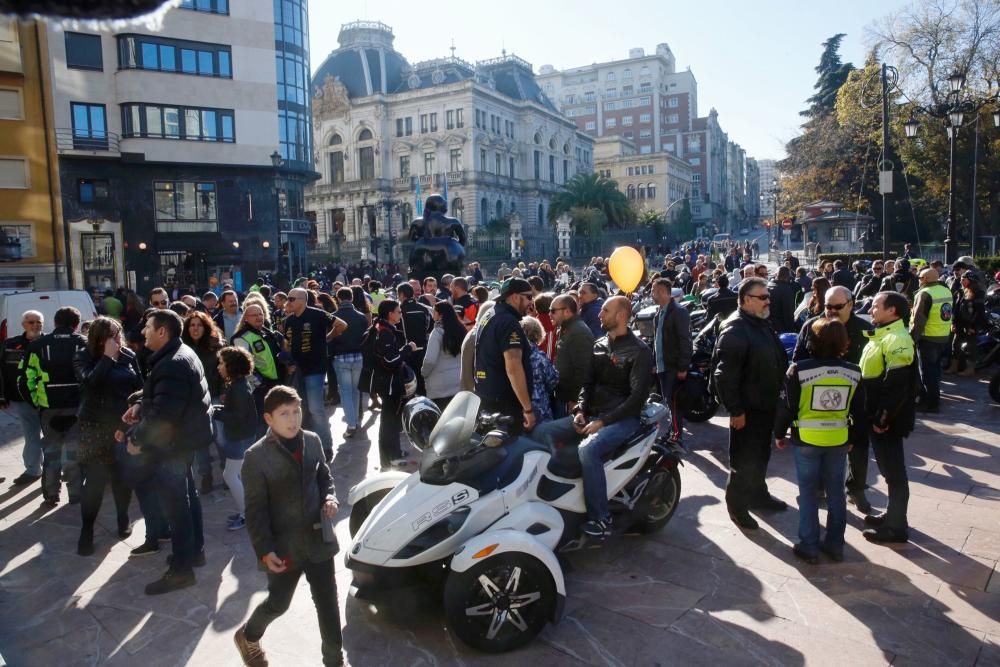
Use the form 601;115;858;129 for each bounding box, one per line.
213;347;258;531
182;310;225;493
951;270;987;376
74;316;144;556
360;299;416;471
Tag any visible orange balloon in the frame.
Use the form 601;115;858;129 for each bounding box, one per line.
608;246;644;293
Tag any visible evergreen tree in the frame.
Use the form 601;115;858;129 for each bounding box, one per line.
801;34;855;120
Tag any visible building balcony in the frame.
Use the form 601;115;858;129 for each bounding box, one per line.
308;179;391;197
446;171;465;184
393;176;413;188
55;129;120;156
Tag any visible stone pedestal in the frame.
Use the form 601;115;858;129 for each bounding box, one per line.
557;213;572;258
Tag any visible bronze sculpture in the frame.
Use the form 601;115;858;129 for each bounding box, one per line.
408;194;467;278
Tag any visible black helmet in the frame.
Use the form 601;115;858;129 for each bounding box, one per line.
402;396;441;450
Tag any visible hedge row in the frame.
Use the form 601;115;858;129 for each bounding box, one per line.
816;252;899;265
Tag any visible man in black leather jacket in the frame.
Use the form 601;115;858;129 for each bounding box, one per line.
768;266;802;333
705;274;738;322
713;278;788;530
530;296;653;539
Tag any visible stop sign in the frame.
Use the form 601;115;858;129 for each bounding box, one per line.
782;218;794;230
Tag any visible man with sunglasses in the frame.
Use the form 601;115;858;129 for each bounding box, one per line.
713;278;788;530
792;285;875;512
854;261;884;300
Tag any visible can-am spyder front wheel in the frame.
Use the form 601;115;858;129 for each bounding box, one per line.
444;553;555;653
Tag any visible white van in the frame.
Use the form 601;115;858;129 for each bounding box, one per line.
0;290;98;341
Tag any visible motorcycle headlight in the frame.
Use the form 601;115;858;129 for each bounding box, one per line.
393;506;471;560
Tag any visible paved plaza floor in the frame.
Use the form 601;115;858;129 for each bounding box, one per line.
0;374;998;666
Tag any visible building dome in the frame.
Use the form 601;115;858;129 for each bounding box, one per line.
311;20;409;98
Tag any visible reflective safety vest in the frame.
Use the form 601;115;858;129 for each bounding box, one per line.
793;361;860;446
915;283;953;338
237;330;278;381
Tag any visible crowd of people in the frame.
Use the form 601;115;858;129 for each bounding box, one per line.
0;244;992;665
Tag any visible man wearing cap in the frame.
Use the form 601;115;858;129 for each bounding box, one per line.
651;279;691;444
879;258;918;302
854;261;885;300
473;278;535;433
910;268;953;413
947;257;974;300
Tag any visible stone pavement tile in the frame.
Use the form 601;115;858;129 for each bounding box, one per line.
966;485;1000;508
987;567;1000;594
964;529;1000;561
926;584;1000;636
564;570;706;629
669;607;891;666
1;620;117;667
977;634;1000;667
0;576;97;649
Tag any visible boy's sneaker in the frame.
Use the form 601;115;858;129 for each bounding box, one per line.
227;514;246;531
130;542;160;558
582;518;612;538
234;624;269;667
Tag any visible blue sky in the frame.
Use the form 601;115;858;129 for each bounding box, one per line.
308;0;912;161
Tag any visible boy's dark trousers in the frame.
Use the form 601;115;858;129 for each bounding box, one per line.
244;557;343;666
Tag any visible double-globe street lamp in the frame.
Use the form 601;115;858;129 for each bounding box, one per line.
903;72;999;263
759;177;780;254
362;196;403;266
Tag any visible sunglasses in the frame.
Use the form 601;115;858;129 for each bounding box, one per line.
286;296;298;302
825;302;849;311
746;294;770;302
152;301;168;307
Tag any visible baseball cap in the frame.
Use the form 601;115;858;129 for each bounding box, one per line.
500;277;532;299
953;256;974;270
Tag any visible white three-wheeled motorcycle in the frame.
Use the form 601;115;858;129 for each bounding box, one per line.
345;391;682;653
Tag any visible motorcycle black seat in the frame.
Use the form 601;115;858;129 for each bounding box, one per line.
545;427;654;480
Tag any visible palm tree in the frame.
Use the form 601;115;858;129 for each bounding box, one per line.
548;173;635;228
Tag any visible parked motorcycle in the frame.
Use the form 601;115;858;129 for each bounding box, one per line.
684;315;721;422
345;392;682;653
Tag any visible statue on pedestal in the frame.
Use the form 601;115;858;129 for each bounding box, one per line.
407;194;467;279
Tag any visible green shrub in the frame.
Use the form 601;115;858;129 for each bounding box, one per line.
974;256;1000;277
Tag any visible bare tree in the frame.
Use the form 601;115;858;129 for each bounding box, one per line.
868;0;1000;103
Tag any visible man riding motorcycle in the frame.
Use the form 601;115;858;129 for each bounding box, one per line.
529;296;653;538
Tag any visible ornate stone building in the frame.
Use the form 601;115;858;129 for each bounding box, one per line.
306;21;593;264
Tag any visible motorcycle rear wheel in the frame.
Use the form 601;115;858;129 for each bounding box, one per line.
636;466;682;534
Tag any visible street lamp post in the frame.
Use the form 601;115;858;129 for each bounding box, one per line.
270;150;288;278
376;197;402;267
759;178;780;255
903;72;999;264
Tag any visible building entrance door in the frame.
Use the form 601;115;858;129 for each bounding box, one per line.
81;233;117;289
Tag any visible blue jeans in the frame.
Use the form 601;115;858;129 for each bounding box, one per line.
917;339;948;408
793;444;848;553
531;415;640;522
155;457;204;570
11;400;43;476
332;355;364;429
300;373;333;460
135;478;169;543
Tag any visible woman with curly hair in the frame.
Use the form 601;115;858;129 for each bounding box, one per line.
183;310;225;492
73;316;144;555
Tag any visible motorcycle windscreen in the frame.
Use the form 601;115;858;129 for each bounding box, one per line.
428;390;481;456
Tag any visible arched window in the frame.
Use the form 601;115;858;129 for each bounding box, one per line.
496;200;504;219
401;203;412;228
533;132;541;144
481;198;488;224
509;200;517;214
627;184;636;200
329;151;344;184
452;197;464;220
638;185;646;199
358;128;373;141
537;203;544;225
647;183;656;199
329;133;342;145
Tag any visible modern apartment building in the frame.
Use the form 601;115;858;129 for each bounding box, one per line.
0;18;64;290
306;21;593;263
45;0;317;293
538;45;755;234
